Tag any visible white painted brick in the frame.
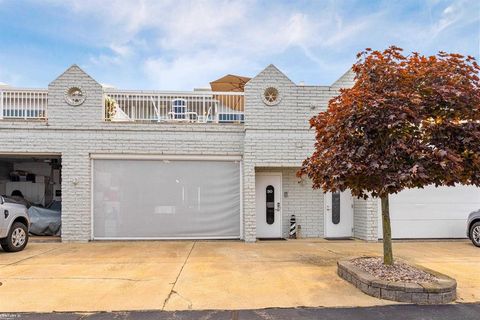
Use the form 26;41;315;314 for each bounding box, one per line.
0;64;368;243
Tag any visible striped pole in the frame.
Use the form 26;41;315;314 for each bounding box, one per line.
289;215;296;239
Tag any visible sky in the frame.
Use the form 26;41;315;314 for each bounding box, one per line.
0;0;478;90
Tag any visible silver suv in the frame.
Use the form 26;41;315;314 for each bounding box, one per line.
0;196;30;252
467;210;480;248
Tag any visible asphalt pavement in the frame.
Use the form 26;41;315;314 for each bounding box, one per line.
1;303;479;320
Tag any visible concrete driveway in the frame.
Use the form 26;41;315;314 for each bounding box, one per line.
0;240;478;312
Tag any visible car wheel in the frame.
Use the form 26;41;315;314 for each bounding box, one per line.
470;222;480;248
1;222;29;252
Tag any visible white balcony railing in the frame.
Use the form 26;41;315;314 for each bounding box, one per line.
0;88;245;124
104;90;244;124
0;88;48;120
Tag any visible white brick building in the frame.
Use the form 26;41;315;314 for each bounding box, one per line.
0;65;478;242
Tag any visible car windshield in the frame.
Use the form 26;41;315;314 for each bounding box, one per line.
1;195;23;205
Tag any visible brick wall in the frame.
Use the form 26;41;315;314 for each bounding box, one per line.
48;65;104;128
0;64;362;242
0;65;244;242
353;197;379;241
242;65;354;241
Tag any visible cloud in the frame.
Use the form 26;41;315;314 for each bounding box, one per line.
0;65;21;86
46;0;333;87
429;0;478;38
7;0;480;88
144;51;248;89
88;43;134;66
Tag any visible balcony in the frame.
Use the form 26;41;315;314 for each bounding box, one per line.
0;88;245;124
0;88;48;120
104;90;244;124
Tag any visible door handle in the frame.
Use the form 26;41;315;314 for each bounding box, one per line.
276;202;281;211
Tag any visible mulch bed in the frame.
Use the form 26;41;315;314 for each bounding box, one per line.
352;257;438;283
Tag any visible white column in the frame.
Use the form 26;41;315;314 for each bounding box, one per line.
242;162;257;242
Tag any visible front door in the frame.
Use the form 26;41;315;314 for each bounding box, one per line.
255;173;282;238
325;190;353;238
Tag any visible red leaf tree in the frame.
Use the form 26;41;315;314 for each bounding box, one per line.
299;46;480;265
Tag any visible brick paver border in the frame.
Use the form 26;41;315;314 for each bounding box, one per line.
337;258;457;304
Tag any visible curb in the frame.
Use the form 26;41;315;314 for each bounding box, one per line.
337;258;457;304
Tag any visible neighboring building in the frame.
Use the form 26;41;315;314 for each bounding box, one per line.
0;65;478;242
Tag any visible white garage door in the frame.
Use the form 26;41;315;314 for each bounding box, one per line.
380;185;480;239
93;159;241;239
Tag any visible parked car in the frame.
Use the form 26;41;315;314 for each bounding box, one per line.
0;195;30;252
467;209;480;247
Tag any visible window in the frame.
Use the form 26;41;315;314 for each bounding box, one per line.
332;192;341;224
262;87;280;106
266;185;275;224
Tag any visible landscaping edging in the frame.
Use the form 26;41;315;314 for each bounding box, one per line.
337;258;457;304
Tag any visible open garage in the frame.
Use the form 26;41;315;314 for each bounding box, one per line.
92;157;241;239
379;185;480;239
0;154;62;237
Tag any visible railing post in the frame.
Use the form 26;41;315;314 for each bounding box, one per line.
102;93;106;121
132;95;136;121
44;91;48;119
0;89;3;120
24;91;28;120
158;95;162;122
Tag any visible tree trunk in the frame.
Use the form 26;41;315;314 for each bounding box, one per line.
381;195;394;265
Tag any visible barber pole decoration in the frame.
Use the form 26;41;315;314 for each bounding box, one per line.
289;215;297;239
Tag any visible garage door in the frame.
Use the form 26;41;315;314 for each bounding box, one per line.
380;185;480;239
93;159;241;239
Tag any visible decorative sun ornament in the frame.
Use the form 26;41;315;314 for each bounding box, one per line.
262;86;281;106
65;86;86;106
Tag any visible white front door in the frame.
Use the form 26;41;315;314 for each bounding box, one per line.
325;190;353;238
255;173;282;238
